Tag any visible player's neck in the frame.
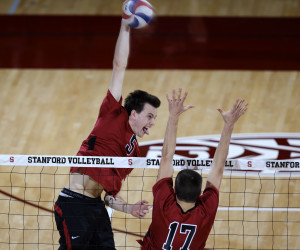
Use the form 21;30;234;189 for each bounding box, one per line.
176;197;196;213
128;116;137;134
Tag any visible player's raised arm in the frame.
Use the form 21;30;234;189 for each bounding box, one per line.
109;20;130;102
207;98;248;190
157;89;194;181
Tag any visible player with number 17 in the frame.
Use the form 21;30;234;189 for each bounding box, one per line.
139;89;248;249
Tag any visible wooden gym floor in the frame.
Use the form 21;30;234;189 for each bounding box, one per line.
0;0;300;249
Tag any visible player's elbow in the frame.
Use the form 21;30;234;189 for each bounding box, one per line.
212;166;224;178
161;146;175;159
161;153;173;163
113;57;128;70
160;156;173;166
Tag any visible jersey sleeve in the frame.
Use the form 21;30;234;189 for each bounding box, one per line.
98;90;123;117
200;185;219;216
152;178;175;208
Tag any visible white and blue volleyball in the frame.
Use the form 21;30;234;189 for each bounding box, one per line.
122;0;154;29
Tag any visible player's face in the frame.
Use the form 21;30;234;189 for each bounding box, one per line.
134;103;157;138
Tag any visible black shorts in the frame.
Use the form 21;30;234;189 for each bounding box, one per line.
54;188;115;250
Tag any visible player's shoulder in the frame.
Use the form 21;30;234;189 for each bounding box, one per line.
203;183;219;195
153;177;173;190
153;178;174;202
107;89;123;104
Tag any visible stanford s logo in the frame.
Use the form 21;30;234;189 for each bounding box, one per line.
126;135;137;155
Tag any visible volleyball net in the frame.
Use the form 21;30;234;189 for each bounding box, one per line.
0;154;300;249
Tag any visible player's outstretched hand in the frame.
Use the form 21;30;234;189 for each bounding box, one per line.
166;88;195;118
130;200;152;218
217;98;248;126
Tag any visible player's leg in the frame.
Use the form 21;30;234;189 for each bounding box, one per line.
54;203;71;250
54;188;98;249
87;200;115;249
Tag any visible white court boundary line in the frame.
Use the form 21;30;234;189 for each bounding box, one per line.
218;207;300;212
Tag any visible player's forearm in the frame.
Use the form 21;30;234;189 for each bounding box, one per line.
207;123;234;188
109;22;130;101
212;123;234;173
113;21;130;69
105;194;131;214
158;115;179;179
162;115;179;159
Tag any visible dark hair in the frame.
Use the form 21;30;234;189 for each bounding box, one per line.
124;90;161;115
175;169;202;203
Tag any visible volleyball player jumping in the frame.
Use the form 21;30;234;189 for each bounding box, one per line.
54;20;160;249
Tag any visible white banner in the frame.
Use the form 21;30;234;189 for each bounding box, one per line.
0;155;300;172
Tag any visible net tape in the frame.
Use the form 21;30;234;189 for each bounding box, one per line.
1;154;300;173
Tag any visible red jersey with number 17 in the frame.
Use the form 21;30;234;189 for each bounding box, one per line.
70;90;139;196
140;177;219;250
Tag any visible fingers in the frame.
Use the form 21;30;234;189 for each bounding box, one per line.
234;98;241;109
219;98;248;123
139;206;151;218
239;103;248;116
233;98;248;111
132;202;152;218
135;210;148;218
166;93;170;102
185;104;195;111
166;88;190;104
135;200;148;205
236;99;248;115
217;108;224;114
237;98;245;109
232;98;248;120
172;88;176;101
241;102;248;111
181;90;188;104
167;88;185;102
165;89;195;114
177;88;182;100
137;211;148;218
170;88;182;102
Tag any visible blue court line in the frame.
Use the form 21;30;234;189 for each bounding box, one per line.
8;0;21;15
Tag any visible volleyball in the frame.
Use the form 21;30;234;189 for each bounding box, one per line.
122;0;154;29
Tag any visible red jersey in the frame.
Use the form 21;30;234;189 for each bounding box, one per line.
70;90;140;196
140;178;219;250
